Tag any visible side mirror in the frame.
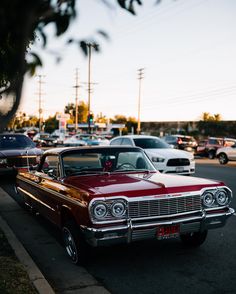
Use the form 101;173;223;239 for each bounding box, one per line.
29;164;38;171
47;169;57;179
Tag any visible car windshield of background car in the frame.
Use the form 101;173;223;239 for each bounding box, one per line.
0;135;35;149
133;138;170;149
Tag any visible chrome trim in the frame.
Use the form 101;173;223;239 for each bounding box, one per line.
81;207;234;246
17;186;55;212
88;186;233;224
17;174;86;207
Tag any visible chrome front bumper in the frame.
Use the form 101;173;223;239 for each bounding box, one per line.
81;208;235;247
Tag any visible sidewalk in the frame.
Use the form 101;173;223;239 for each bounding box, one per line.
0;187;55;294
0;187;110;294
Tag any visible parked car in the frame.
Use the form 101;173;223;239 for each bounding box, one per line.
0;133;42;174
216;143;236;164
195;137;224;159
110;135;195;175
77;134;100;146
63;135;87;147
33;132;56;147
16;146;234;264
162;135;198;152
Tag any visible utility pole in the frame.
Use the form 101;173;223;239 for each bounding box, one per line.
137;68;144;135
36;75;45;134
86;42;98;134
73;68;80;133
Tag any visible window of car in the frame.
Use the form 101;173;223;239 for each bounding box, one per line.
61;148;155;175
133;138;170;149
121;138;133;146
41;155;60;177
110;138;122;145
0;134;35;149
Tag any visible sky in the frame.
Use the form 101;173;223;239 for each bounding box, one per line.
20;0;236;122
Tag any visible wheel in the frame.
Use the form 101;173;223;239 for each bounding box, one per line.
180;230;208;247
208;150;215;159
218;153;228;165
62;220;88;264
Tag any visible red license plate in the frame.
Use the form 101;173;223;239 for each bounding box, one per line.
157;224;180;240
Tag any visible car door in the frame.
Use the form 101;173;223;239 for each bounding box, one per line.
26;155;61;224
227;144;236;160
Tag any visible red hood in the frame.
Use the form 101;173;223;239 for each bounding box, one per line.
63;172;223;199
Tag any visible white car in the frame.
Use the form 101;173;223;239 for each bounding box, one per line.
110;135;195;175
63;135;87;147
216;143;236;164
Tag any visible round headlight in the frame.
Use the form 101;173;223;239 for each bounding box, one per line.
111;201;126;217
93;203;108;219
202;192;215;207
215;190;228;206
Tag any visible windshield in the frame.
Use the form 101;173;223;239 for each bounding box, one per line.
0;135;35;149
62;148;156;176
133;138;170;149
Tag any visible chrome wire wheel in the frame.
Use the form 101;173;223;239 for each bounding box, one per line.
62;226;79;264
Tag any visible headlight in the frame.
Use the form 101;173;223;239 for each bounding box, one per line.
92;203;108;219
152;157;165;163
111;201;126;217
0;158;7;164
215;190;229;206
202;192;215;207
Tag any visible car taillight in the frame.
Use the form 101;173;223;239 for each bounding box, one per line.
177;138;182;144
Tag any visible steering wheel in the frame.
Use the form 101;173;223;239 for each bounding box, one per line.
116;162;136;170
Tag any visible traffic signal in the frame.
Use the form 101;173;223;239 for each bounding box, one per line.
87;113;93;124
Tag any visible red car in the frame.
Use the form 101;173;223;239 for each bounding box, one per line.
16;146;234;264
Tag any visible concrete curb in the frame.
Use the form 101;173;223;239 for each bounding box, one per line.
0;198;55;294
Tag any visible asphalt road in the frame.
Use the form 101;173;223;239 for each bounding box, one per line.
0;160;236;294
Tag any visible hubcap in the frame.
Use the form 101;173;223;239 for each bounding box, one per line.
63;227;78;263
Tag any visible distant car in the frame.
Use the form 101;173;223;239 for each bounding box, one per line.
195;137;224;159
216;143;236;164
33;132;56;147
16;146;234;264
162;135;198;152
0;133;42;174
110;135;195;175
63;135;87;147
77;134;100;146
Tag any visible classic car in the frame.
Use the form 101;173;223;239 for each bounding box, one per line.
0;133;43;174
16;146;234;264
110;135;195;175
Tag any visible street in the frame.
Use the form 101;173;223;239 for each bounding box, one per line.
0;159;236;294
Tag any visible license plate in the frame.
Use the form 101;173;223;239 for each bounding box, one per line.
157;224;180;240
176;166;184;172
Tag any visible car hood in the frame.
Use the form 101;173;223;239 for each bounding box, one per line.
144;148;193;159
0;148;42;157
64;172;222;199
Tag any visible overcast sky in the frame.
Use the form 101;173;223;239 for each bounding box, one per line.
20;0;236;121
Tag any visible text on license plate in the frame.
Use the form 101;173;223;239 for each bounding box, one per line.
157;224;180;240
176;166;184;172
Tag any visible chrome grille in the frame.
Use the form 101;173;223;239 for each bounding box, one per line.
128;195;201;219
